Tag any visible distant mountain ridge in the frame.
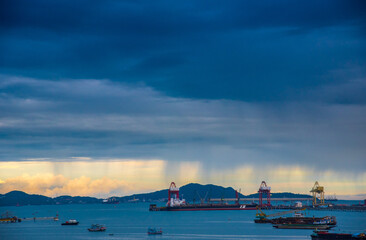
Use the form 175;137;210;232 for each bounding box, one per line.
0;183;312;206
0;190;54;206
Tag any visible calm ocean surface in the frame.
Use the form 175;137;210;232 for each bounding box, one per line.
1;202;365;239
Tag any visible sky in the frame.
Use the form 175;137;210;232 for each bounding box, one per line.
0;0;365;199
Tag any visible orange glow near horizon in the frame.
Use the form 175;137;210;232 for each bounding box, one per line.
0;159;365;199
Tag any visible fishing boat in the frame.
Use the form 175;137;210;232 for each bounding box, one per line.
148;228;163;235
311;230;366;239
0;212;21;223
88;224;106;232
61;219;79;225
273;224;334;230
0;216;20;223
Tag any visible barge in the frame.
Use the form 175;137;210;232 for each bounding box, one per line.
254;208;337;226
311;231;366;239
256;215;337;225
274;224;334;230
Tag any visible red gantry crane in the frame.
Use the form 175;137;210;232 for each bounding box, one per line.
167;182;180;206
258;181;271;207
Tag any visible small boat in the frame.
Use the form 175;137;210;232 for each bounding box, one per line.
273;224;334;230
61;219;79;225
147;228;163;235
88;224;106;232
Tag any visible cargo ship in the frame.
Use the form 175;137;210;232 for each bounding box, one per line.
149;182;258;211
102;197;119;204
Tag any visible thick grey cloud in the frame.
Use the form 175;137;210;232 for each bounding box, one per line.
1;75;365;173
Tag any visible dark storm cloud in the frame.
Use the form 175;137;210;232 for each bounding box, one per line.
2;0;365;34
1;0;365;101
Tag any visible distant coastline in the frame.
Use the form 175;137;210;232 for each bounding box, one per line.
0;183;317;206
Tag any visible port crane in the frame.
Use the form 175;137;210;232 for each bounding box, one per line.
258;181;271;207
167;182;180;206
310;181;325;206
255;207;306;220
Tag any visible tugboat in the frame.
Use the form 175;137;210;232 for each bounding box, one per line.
147;228;163;235
311;230;366;239
61;219;79;225
88;224;106;232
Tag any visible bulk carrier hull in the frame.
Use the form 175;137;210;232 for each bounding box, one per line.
149;203;258;211
311;231;366;240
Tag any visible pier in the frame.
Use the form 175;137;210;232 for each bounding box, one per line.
22;215;59;221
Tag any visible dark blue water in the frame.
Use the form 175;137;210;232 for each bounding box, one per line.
1;203;365;239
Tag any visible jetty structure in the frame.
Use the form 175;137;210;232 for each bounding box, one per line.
149;182;258;211
149;181;315;211
207;181;313;207
149;181;366;212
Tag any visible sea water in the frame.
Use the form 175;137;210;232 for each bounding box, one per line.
0;203;365;239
